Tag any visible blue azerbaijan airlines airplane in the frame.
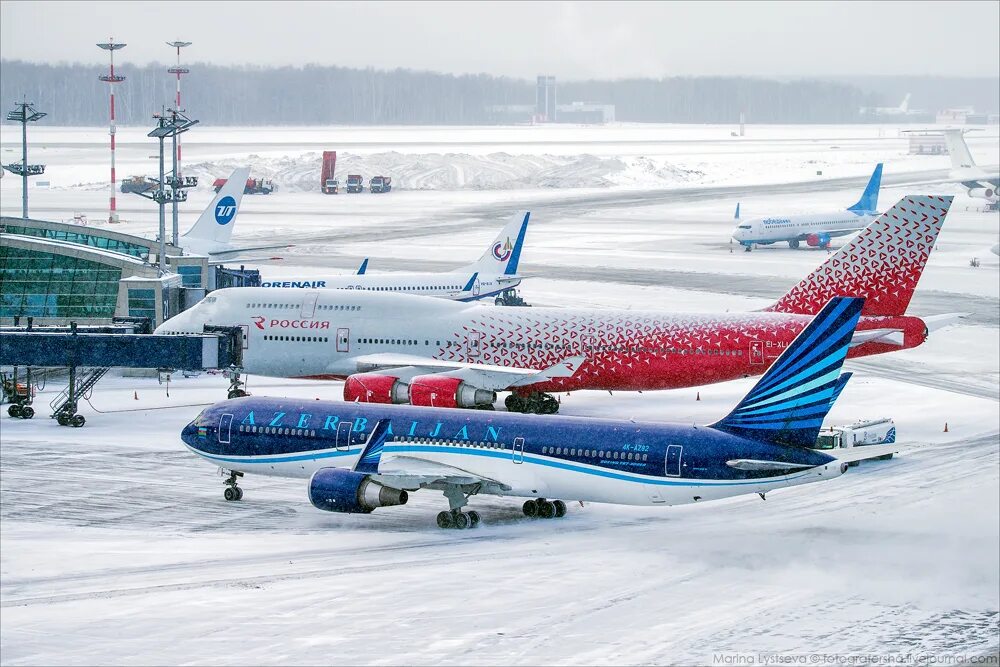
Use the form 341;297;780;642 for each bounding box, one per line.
181;297;898;529
731;163;883;250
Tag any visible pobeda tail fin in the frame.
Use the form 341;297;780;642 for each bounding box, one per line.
846;163;883;213
767;195;952;317
183;167;251;245
710;297;864;447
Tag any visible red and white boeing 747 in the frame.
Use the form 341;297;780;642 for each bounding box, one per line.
157;196;956;414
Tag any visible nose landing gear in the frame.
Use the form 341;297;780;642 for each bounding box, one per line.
222;469;244;501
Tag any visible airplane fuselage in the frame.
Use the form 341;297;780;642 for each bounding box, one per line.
182;397;846;506
732;211;877;247
259;272;519;302
157;288;927;393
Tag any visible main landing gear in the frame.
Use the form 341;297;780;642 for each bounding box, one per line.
522;498;567;520
436;485;481;529
222;469;244;501
505;392;559;415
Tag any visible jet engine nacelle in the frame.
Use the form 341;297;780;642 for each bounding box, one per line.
308;467;408;514
343;373;409;404
966;187;996;200
409;375;496;409
806;233;831;248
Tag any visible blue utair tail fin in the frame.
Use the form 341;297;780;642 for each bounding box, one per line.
357;258;369;275
847;163;883;213
709;297;864;448
353;419;391;474
734;202;741;220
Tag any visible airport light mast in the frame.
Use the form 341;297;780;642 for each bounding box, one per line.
166;41;192;178
97;39;126;223
3;100;47;219
145;110;198;273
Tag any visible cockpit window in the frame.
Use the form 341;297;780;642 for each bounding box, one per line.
737;225;751;230
203;296;217;304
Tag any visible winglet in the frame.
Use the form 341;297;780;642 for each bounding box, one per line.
353;419;391;474
734;203;741;220
357;258;369;275
462;272;480;292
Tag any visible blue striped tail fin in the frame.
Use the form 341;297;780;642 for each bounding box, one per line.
710;297;864;447
353;419;391;474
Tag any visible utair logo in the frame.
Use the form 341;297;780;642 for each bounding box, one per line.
214;196;238;226
492;237;513;262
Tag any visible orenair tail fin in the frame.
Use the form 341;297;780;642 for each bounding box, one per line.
767;195;952;317
710;297;863;448
183;167;251;245
460;212;530;277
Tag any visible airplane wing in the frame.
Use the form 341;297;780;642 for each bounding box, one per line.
350;353;586;391
373;454;512;492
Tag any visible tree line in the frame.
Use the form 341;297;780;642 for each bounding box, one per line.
1;60;892;126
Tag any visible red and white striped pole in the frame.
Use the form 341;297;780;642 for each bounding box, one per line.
167;42;191;177
97;39;126;223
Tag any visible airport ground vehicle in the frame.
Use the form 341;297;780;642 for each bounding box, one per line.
813;418;896;463
213;177;276;195
120;176;157;194
345;174;364;193
370;176;392;193
321;151;338;194
1;371;34;419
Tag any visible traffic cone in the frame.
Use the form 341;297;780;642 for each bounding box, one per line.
696;391;700;401
134;391;138;401
944;422;949;433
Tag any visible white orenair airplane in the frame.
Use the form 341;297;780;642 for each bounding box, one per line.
731;163;882;251
177;167;290;261
258;211;531;303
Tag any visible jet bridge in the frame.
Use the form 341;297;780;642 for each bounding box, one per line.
0;324;243;426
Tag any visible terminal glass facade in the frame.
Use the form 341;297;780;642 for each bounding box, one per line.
0;246;122;319
1;224;151;260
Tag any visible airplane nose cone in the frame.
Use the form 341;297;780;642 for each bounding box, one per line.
180;420;200;447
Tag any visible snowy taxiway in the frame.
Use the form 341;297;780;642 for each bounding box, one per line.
1;124;998;664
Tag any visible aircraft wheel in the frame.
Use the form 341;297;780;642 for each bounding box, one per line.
453;512;470;530
224;487;238;502
20;406;34;419
522;499;539;517
436;510;454;529
8;404;21;418
538;500;555;519
744;245;752;252
71;414;86;428
505;394;525;413
235;487;244;501
467;510;481;527
788;240;800;249
553;500;567;518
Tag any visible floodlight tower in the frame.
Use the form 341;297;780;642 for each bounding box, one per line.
166;41;192;177
97;39;126;223
3;100;47;219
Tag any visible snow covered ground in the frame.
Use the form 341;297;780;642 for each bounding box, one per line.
1;124;998;665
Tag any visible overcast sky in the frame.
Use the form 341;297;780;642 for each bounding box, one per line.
2;1;997;79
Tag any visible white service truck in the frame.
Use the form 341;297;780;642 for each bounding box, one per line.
813;418;895;465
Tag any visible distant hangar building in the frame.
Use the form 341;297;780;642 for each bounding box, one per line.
488;75;616;124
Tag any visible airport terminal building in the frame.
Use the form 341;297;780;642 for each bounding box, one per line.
0;216;256;328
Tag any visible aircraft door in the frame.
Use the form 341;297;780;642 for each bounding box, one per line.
512;437;524;464
467;330;484;359
219;413;233;444
749;340;764;365
336;421;353;451
300;292;319;319
665;445;682;477
337;328;350;353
